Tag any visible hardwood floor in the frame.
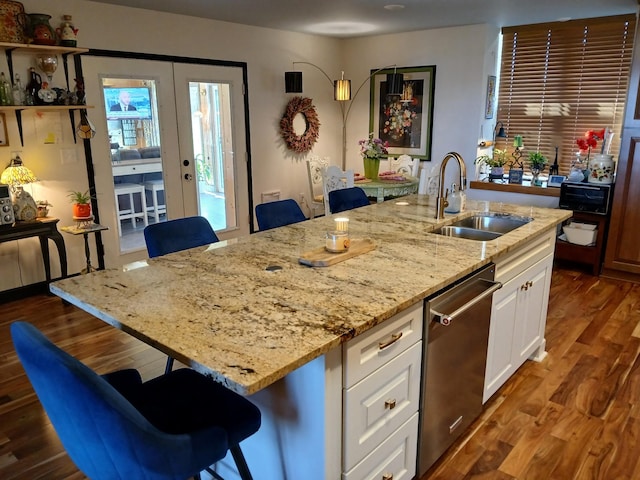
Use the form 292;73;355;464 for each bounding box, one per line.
1;265;639;479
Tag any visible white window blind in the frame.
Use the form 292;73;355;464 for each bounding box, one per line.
497;15;636;175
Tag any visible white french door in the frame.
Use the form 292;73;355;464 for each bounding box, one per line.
82;56;250;267
173;63;249;241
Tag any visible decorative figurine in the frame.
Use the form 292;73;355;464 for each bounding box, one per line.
57;15;78;47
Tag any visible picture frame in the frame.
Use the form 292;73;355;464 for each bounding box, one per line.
508;169;524;184
485;75;496;119
0;113;8;147
369;65;436;161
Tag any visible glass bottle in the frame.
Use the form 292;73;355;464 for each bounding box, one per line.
12;74;25;106
0;72;12;106
25;68;42;106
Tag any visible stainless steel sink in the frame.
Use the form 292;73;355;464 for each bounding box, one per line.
451;213;532;234
431;213;533;241
433;226;502;241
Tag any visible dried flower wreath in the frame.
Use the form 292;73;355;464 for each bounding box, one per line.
280;96;320;153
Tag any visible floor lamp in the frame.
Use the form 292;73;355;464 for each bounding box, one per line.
285;63;403;170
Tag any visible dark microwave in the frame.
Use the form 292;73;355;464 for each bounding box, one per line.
559;182;613;215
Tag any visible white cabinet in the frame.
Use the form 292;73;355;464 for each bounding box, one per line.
343;301;423;479
484;230;555;403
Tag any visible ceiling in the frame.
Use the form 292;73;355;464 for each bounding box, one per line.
91;0;637;37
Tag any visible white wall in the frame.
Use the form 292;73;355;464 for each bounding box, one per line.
4;0;540;292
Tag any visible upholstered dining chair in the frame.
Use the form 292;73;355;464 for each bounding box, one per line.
11;321;261;480
144;216;219;374
322;165;355;216
144;216;219;259
255;198;307;231
391;154;420;177
328;187;370;214
306;155;329;218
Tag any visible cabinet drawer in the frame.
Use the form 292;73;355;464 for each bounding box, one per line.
495;229;555;283
343;342;421;471
343;413;418;480
343;301;423;388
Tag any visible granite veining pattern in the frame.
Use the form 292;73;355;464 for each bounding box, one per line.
50;197;571;395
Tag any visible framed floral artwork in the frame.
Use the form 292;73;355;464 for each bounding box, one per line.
369;65;436;161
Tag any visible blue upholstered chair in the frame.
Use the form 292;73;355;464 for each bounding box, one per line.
328;187;370;214
144;216;219;258
255;198;306;231
144;216;220;374
11;321;261;480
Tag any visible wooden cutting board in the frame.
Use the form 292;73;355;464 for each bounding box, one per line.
298;238;375;267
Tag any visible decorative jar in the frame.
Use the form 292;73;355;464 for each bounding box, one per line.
588;154;615;184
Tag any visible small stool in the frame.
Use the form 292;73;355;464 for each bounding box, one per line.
144;179;166;224
114;183;148;236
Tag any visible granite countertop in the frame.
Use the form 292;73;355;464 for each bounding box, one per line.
50;196;571;395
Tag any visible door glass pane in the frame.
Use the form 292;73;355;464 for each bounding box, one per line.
102;77;164;253
189;82;236;231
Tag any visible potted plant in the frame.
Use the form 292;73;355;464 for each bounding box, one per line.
68;189;93;218
528;152;547;186
475;148;509;179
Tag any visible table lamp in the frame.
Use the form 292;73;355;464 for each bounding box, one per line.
0;155;38;221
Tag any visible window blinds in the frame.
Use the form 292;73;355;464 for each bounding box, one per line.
497;15;636;175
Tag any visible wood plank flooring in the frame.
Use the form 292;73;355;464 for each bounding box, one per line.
0;265;639;479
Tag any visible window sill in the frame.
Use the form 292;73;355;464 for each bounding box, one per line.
469;180;560;197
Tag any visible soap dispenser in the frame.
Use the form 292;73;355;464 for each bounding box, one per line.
444;183;461;213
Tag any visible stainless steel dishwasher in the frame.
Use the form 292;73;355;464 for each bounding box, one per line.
418;263;502;476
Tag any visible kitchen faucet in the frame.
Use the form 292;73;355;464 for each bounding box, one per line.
435;152;467;219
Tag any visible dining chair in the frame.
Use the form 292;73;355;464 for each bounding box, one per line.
306;155;329;218
419;163;440;196
11;321;261;480
144;216;219;258
255;198;307;230
391;154;420;177
322;165;355;216
328;186;370;214
144;216;219;374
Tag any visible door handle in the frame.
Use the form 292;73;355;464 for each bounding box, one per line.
184;173;193;181
431;279;503;326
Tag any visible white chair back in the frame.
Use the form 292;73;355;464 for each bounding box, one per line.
391;154;420;177
323;165;354;216
419;162;440;196
306;155;329;218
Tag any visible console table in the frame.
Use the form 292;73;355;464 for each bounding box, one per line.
0;218;68;283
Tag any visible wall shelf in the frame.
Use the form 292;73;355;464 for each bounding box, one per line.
0;42;92;145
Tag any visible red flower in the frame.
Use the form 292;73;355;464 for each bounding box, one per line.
576;128;606;152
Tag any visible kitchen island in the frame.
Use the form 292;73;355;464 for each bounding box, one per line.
50;195;571;479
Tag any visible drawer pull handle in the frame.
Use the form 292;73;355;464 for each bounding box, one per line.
382;474;393;480
378;332;402;350
384;399;396;409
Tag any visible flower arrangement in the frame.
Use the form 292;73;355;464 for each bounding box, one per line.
359;133;389;160
576;128;606;161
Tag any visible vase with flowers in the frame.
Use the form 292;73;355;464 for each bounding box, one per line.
359;133;389;180
576;128;615;184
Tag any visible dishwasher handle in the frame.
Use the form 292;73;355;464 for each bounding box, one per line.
431;279;503;326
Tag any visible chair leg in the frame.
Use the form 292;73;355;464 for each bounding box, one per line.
164;356;174;375
230;445;254;480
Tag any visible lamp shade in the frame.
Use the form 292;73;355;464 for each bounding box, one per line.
386;73;404;96
285;71;303;93
0;156;36;187
334;79;351;101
